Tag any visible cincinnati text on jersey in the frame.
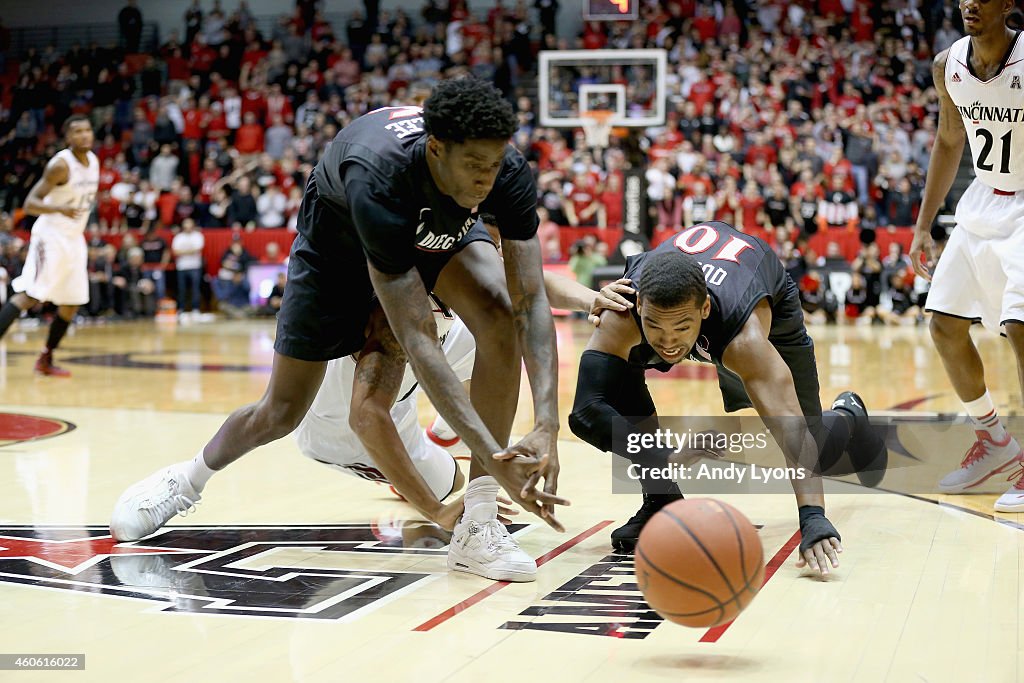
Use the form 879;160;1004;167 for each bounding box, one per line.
957;101;1024;124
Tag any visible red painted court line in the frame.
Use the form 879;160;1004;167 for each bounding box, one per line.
413;520;614;632
699;529;802;643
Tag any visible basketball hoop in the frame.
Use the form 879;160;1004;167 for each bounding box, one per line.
582;110;615;149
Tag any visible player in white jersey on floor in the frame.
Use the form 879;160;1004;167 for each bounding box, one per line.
111;233;635;582
911;0;1024;511
0;115;98;376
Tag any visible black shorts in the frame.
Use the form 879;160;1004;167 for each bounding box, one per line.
274;176;495;362
715;279;822;417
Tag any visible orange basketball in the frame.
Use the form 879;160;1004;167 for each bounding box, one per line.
634;498;765;628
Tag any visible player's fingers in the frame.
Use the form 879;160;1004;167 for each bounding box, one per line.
599;298;628;311
538;509;565;532
830;537;843;554
813;544;830;575
588;313;601;326
492;449;542;463
801;548;819;573
533;490;571;506
602;289;633;308
521;470;542;499
823;541;840;568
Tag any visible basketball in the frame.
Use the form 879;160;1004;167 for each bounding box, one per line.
635;498;765;628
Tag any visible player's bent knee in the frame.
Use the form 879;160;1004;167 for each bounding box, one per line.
256;399;309;439
569;405;610;453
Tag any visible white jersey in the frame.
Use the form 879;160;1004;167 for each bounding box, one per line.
292;318;476;500
34;149;99;236
946;33;1024;191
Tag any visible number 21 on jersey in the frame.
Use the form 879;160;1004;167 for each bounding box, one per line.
976;128;1012;174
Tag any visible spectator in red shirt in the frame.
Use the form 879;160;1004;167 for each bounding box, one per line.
744;131;778;166
535;206;561;262
563;170;601;227
181;97;205;141
234;112;264;155
738;182;767;234
265;83;293;124
197;157;223;206
97;190;123;232
98;157;121;193
692;4;717;41
688;72;717;114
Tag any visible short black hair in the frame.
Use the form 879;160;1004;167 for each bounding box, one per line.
422;77;517;144
62;114;91;135
637;251;707;308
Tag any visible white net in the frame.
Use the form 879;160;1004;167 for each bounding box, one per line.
582;111;613;149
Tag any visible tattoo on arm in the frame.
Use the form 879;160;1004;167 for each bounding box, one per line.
368;262;504;464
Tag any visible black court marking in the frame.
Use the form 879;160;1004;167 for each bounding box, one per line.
62;352;272;373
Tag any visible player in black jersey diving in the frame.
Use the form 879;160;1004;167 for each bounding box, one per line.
570;222;889;576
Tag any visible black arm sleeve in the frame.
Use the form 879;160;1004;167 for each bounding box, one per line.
569;350;670;468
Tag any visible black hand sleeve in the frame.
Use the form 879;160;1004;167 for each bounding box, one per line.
798;505;841;554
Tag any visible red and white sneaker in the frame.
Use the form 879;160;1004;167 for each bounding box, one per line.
938;431;1023;493
995;465;1024;512
426;417;469;458
426;423;460;448
34;352;71;377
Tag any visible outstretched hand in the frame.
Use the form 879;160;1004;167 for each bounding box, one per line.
796;537;842;577
492;439;570;532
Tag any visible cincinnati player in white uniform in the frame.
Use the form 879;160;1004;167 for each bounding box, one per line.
294;299;474;503
0;115;98;376
911;0;1024;512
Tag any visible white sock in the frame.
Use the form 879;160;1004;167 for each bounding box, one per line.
964;391;1008;442
430;414;459;442
183;449;216;491
463;475;499;523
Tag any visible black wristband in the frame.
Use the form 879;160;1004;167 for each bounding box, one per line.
798;505;841;553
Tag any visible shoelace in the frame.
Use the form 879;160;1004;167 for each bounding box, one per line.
1007;464;1024;491
960;437;992;469
141;477;199;525
468;520;519;555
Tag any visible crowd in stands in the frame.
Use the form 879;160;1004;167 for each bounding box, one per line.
0;0;972;325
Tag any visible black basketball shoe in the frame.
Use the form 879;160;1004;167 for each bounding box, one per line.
831;391;888;488
611;489;684;553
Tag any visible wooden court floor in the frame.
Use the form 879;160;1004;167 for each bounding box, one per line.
1;317;1023;682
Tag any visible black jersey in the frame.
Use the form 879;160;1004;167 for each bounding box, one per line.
311;106;537;274
623;221;805;372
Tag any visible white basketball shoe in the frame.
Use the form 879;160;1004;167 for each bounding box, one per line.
110;466;202;541
938;431;1023;493
995;465;1024;512
447;504;536;582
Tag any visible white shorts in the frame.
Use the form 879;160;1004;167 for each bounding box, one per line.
293;318;477;501
926;180;1024;333
12;225;89;306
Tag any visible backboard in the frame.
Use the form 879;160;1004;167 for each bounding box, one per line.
538;49;667;129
